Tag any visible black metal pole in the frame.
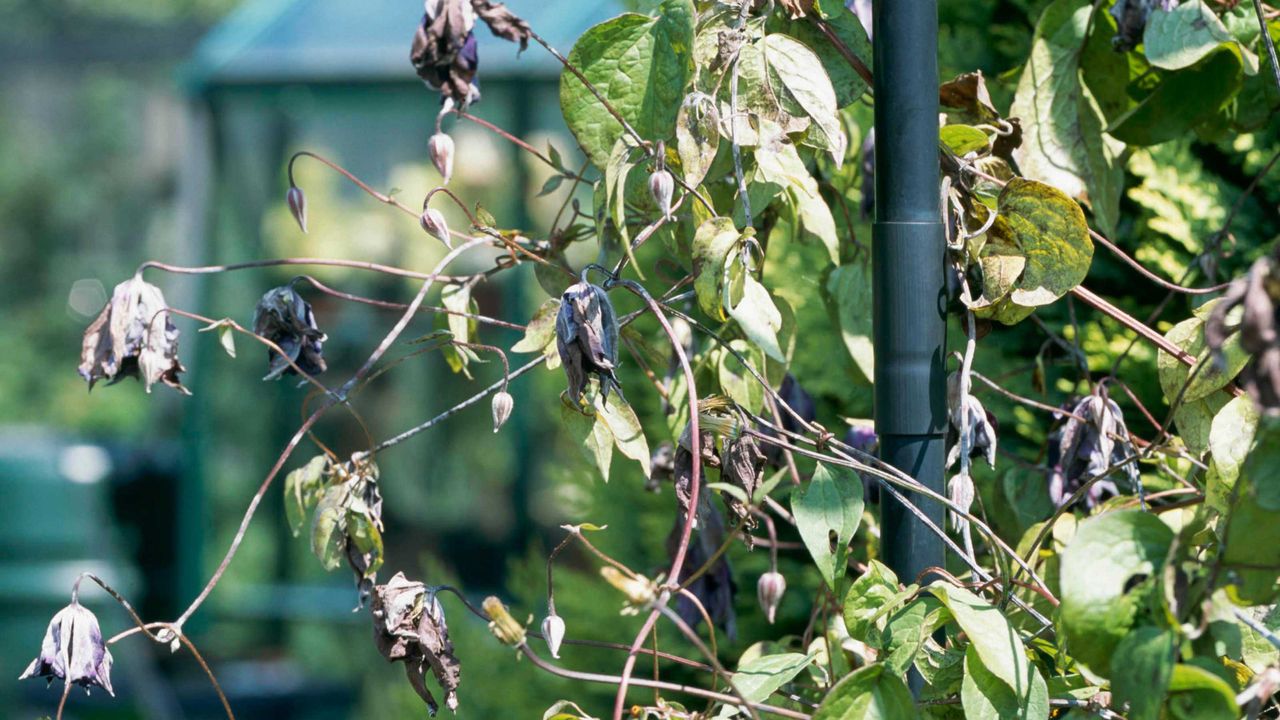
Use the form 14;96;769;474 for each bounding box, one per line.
871;2;947;590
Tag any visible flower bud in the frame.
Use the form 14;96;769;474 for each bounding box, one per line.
287;185;307;233
429;133;455;185
541;613;565;659
420;207;452;248
492;390;514;433
600;567;656;608
649;169;674;218
757;571;786;624
484;596;527;647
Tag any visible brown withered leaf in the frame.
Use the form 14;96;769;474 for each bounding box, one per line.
939;71;1000;124
470;0;529;49
372;572;461;716
79;275;188;394
720;434;763;536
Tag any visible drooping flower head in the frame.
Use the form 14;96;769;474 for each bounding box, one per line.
253;285;327;382
410;0;530;108
555;281;620;405
1049;388;1140;508
20;601;115;696
79;274;188;394
371;573;460;715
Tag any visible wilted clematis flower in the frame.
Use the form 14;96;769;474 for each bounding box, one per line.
670;505;737;638
1109;0;1177;51
79;274;189;394
1049;389;1140;508
1207;252;1280;414
555;281;621;405
253;285;327;382
20;601;115;696
411;0;530;108
945;373;997;471
371;572;461;715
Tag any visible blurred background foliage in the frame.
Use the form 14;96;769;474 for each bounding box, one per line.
1;0;1277;717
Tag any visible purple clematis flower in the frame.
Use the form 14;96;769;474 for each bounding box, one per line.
19;601;115;696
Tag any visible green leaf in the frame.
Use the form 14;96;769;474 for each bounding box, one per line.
543;700;597;720
559;0;696;168
692;217;741;322
960;645;1050;720
759;34;847;164
1058;511;1174;677
597;392;651;478
1145;1;1259;75
439;284;479;377
284;455;328;537
842;560;902;646
511;298;561;354
310;484;348;571
881;597;950;675
1157;316;1248;403
1173;394;1228;457
727;273;786;362
1108;46;1246;146
726;652;815;711
775;0;872;107
812;664;915;720
1165;661;1239;720
676;95;720;187
791;462;863;588
1010;0;1124;236
970;235;1027;314
827;263;874;380
718;340;766;415
1110;627;1176;720
752;127;840;264
990;178;1093;308
930;583;1047;717
940;125;990;156
1208;394;1259;488
561;401;613;482
346;506;384;577
537;174;565;197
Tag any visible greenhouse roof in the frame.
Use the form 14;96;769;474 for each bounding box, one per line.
186;0;624;90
